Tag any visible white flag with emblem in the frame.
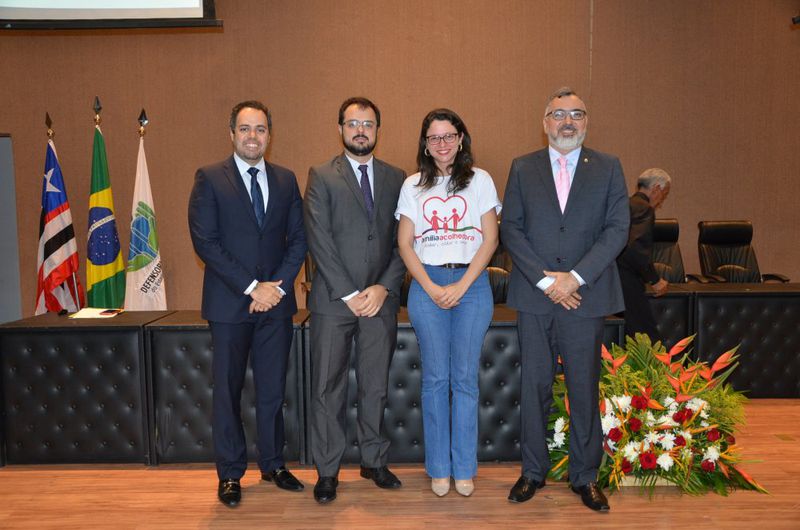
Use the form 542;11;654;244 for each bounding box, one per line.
124;136;166;310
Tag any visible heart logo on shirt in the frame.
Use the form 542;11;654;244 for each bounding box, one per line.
422;195;467;232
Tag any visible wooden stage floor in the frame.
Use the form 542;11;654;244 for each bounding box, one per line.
1;399;798;529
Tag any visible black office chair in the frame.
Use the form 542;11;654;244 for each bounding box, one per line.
652;219;686;283
489;242;513;272
697;220;790;283
652;218;717;283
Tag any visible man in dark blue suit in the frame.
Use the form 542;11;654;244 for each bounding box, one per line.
501;87;629;512
189;100;307;507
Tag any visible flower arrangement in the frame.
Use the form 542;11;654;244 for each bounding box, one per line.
546;334;767;495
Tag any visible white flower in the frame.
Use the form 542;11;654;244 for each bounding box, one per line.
606;440;617;452
611;395;632;413
645;431;661;445
622;441;640;461
603;398;613;414
657;414;678;427
699;409;710;420
554;431;565;447
657;453;675;471
663;396;678;411
601;414;621;435
554;416;566;433
680;447;693;461
548;431;566;450
701;420;709;428
680;429;693;442
688;397;709;413
659;432;676;450
704;446;720;462
646;411;657;426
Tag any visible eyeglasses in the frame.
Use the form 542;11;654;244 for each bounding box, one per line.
343;119;376;130
545;109;587;121
426;133;459;145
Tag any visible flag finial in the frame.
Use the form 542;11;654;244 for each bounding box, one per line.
138;108;148;137
93;96;102;125
45;112;54;139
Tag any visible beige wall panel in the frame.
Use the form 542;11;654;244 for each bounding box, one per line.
2;0;798;316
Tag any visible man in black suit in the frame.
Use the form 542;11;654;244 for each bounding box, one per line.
617;168;672;341
500;87;629;512
188;100;307;507
304;97;406;503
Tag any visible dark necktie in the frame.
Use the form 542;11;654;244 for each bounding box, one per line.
358;164;374;219
248;166;265;227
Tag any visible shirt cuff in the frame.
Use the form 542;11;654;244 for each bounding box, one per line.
536;276;555;291
244;280;258;295
277;286;286;296
571;270;586;286
341;290;360;302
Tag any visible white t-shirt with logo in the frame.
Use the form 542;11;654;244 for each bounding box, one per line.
394;167;501;265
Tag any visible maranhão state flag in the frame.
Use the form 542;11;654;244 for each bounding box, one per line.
35;139;85;314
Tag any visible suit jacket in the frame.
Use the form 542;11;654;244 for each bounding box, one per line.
188;156;307;323
500;146;630;317
304;153;406;316
617;191;660;285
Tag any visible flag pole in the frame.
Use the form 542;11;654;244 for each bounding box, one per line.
93;95;102;128
45;112;54;140
138;108;148;137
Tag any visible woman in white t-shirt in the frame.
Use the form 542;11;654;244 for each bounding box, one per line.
395;109;501;497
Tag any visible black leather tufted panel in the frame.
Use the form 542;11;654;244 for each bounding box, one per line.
146;310;307;464
325;306;625;465
0;312;168;464
648;289;693;350
694;288;800;397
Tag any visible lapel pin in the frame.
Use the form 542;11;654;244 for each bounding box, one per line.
583;157;589;163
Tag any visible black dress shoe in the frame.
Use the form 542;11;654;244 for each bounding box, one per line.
314;476;338;504
262;466;304;492
218;478;241;507
359;466;402;489
507;475;546;503
571;482;610;512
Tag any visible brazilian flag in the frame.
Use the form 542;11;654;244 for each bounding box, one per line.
86;126;125;308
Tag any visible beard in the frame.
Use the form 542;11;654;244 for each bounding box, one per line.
343;134;376;157
549;125;586;152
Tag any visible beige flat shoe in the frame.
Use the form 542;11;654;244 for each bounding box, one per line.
455;479;474;497
431;478;450;497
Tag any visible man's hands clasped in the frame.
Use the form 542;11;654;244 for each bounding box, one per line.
345;285;389;318
543;270;582;310
249;280;284;313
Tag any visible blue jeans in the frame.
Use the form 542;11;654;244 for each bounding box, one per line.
407;265;493;479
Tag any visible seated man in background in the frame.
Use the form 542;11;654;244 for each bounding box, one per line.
616;167;672;341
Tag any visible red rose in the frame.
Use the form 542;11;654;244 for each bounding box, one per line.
726;434;736;445
628;417;642;432
684;408;694;418
672;410;685;423
631;395;649;411
639;452;657;470
707;428;721;442
674;435;686;447
701;459;716;472
608;427;623;442
620;459;633;474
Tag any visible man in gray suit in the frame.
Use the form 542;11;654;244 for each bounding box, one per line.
500;87;629;512
304;97;406;504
